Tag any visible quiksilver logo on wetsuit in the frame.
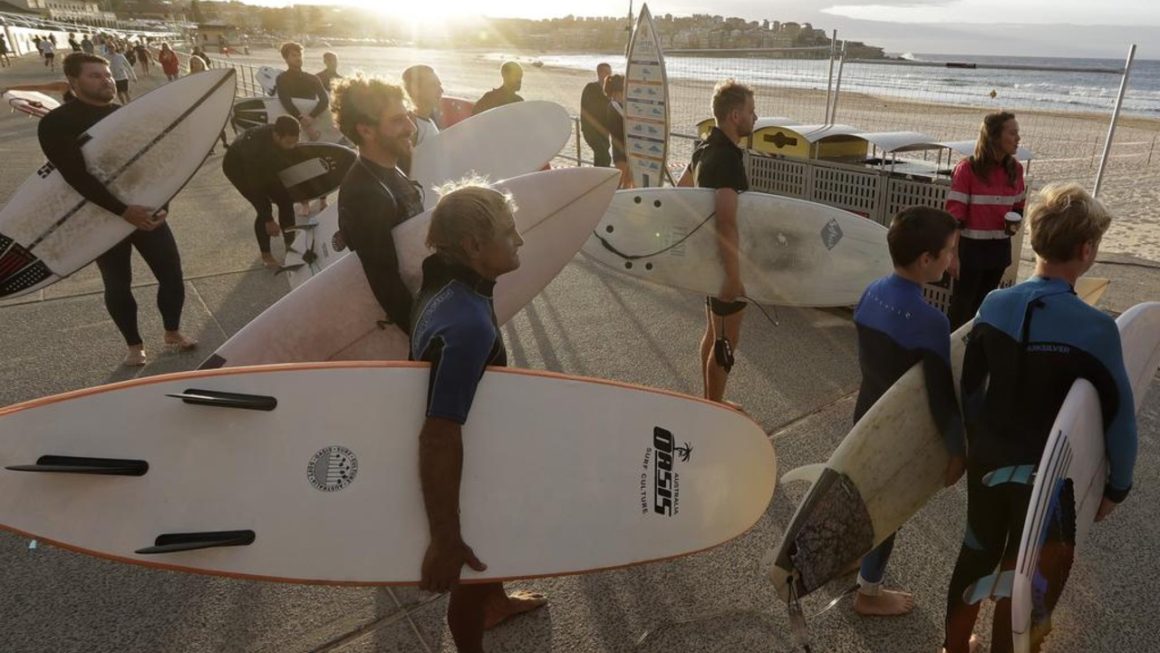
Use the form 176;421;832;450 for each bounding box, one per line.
640;427;692;517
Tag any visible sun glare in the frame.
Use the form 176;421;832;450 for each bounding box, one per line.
346;0;581;29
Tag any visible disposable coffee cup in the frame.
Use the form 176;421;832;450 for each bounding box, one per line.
1004;211;1022;236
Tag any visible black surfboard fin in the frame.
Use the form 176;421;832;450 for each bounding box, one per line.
136;530;256;554
6;455;148;476
166;389;277;411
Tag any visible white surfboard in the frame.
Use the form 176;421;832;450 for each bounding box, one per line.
409;100;572;208
624;4;669;188
255;66;280;96
276;142;357;203
1011;302;1160;653
202;167;620;368
0;70;236;299
231;96;343;144
3;90;60;118
767;277;1112;602
582;188;892;307
0;363;776;584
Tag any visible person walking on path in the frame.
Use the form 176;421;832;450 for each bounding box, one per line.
946;111;1026;330
0;34;11;67
158;43;180;81
133;41;151;77
40;37;56;72
38;52;197;367
108;45;137;104
81;35;94;54
580;62;613;167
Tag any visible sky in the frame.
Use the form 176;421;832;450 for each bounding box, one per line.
253;0;1159;59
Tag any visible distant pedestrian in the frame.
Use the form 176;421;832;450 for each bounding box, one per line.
81;35;94;54
316;51;343;92
158;42;179;81
0;34;10;67
40;38;56;72
133;42;151;77
472;61;523;115
68;33;81;52
109;45;137;104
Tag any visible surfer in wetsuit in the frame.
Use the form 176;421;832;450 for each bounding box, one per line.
692;79;755;407
941;183;1137;653
275;42;329;142
410;183;546;653
331;75;423;333
37;52;196;366
315;51;343;92
400;64;444;176
850;207;966;616
222;116;300;269
580;62;612;168
471;61;523;115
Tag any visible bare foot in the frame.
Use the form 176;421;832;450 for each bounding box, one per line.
164;331;198;351
939;634;981;653
853;588;914;616
483;590;547;630
261;253;280;269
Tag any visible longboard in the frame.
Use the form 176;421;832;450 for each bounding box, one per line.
0;70;236;298
0;363;776;584
582;188;892;307
1010;302;1160;652
203;167;620;367
410;100;572;208
768;276;1113;602
624;4;669;188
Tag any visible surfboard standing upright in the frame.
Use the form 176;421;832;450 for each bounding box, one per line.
0;69;236;298
1010;302;1160;653
0;363;776;584
623;4;669;188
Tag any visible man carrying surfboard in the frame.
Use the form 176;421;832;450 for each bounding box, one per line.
411;183;546;652
222;116;301;269
693;79;756;405
38;52;197;366
852;207;966;617
941;183;1137;653
275;42;329;142
331;75;424;333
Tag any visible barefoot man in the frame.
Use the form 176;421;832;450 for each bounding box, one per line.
411;183;547;652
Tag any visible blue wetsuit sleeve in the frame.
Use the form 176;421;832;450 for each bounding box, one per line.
1096;324;1137;502
920;324;966;456
424;318;495;425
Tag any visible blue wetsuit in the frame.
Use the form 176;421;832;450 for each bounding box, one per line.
853;274;964;590
943;276;1136;653
410;254;506;424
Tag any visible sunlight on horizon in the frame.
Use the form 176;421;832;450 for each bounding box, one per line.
250;0;633;27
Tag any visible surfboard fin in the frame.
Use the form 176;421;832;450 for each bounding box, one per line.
6;455;148;476
962;570;1016;605
166;389;277;411
780;463;826;486
136;530;256;554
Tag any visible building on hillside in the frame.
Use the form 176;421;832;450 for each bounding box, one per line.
3;0;116;26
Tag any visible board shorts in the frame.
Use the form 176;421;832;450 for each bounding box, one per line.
707;296;747;317
115;79;129;93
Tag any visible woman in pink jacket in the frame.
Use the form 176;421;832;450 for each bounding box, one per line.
945;111;1026;329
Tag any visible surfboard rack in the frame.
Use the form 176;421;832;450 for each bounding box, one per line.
5;455;148;476
136;530;256;554
166;389;277;411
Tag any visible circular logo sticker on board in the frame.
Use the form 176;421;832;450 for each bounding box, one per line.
307;445;358;492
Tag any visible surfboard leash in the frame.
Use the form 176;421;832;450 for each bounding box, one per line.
591;210;717;261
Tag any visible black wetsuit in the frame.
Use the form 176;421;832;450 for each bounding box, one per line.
337;156;424;333
692;126;749;315
472;87;522;115
275;69;329;119
38;100;185;346
316;68;343;92
222;124;295;253
580;80;610;167
943;276;1137;653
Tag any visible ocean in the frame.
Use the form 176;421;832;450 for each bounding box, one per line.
500;52;1160;118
